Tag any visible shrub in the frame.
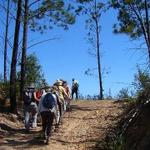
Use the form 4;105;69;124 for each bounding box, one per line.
0;81;10;105
117;88;131;100
133;68;150;104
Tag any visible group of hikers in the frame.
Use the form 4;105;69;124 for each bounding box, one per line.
23;78;79;144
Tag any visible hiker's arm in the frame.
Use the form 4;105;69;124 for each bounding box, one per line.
63;89;71;100
34;91;40;101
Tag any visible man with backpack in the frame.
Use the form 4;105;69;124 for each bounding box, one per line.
71;78;79;99
23;85;38;133
38;86;58;145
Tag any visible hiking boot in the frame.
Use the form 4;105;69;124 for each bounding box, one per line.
45;137;49;145
54;125;59;132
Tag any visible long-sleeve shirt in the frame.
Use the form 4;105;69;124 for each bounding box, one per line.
57;85;71;102
38;93;57;113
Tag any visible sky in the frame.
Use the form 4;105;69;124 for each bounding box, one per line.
0;5;148;98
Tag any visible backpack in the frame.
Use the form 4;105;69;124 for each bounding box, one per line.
24;90;35;105
35;90;43;99
73;82;79;90
42;93;56;109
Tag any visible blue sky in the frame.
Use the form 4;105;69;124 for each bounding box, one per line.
0;6;147;97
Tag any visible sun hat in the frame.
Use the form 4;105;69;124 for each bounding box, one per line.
57;80;63;85
55;80;63;86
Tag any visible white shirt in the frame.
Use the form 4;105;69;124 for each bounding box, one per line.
38;93;57;113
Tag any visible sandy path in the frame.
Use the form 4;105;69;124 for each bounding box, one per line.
0;100;127;150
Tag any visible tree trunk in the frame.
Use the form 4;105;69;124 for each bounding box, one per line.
94;0;103;100
20;0;28;102
144;0;150;64
148;46;150;65
95;18;103;100
10;0;22;113
4;0;10;82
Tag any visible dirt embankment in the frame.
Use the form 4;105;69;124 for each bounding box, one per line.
123;102;150;150
0;100;128;150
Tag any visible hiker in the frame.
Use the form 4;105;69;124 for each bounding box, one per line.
23;85;38;132
38;86;57;144
55;80;70;117
62;80;71;111
71;78;79;99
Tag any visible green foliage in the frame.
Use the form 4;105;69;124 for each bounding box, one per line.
0;81;10;100
28;0;76;33
26;53;41;85
117;88;132;100
113;135;125;150
133;68;150;103
110;0;150;39
18;53;47;88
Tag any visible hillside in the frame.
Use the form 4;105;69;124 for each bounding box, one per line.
0;100;128;150
122;102;150;150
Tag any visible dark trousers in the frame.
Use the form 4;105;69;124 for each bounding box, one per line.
72;89;78;99
57;101;63;123
41;111;54;139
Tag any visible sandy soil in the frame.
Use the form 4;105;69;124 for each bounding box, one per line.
0;100;127;150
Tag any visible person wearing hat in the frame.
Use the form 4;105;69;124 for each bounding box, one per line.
55;80;70;120
62;80;71;111
23;84;38;132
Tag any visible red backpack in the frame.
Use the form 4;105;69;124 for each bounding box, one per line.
36;90;43;100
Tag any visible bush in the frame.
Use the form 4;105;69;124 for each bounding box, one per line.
0;81;10;105
133;68;150;104
117;88;132;100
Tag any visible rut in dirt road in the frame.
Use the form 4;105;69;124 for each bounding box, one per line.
0;100;127;150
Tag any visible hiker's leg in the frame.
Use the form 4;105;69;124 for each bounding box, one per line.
24;105;30;131
41;112;47;138
61;102;64;117
71;90;74;99
58;102;62;117
32;112;38;128
31;103;38;128
67;100;71;111
53;106;60;132
58;102;63;123
66;100;69;111
55;106;60;125
63;100;67;112
75;90;78;99
64;100;67;111
46;112;54;144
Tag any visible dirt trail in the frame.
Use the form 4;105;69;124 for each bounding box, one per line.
0;100;127;150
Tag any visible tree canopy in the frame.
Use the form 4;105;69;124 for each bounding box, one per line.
110;0;150;63
18;53;46;88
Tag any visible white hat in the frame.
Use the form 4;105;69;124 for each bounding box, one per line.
56;80;63;86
